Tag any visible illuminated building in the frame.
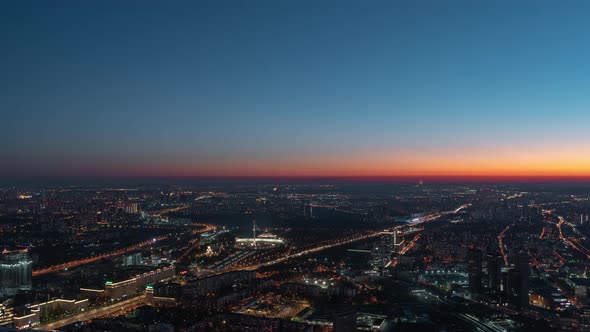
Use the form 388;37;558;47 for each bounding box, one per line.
235;220;285;249
371;240;387;271
0;250;32;297
12;298;89;330
123;252;143;266
80;265;175;300
0;299;14;326
124;202;140;214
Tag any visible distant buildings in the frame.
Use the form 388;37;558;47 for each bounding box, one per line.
124;202;141;214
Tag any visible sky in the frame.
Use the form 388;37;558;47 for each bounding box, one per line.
2;0;590;179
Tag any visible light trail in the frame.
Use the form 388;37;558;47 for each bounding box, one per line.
539;227;546;240
33;236;167;276
553;214;590;259
151;204;191;217
400;234;421;255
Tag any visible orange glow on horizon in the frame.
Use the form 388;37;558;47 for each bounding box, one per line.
19;142;590;181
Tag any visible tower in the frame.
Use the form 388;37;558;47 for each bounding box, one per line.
467;247;483;295
508;251;529;308
487;252;503;292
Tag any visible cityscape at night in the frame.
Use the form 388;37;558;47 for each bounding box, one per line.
3;1;590;331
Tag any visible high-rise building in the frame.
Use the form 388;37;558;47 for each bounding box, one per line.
371;241;386;271
467;247;483;294
0;250;33;297
508;251;529;308
486;253;503;292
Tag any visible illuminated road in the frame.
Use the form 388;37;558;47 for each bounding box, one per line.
400;234;421;255
36;295;146;330
176;223;218;262
231;204;470;271
539;226;546;240
411;204;471;224
34;221;214;276
151;204;191;217
555;215;590;259
234;231;382;271
457;313;504;332
33;236;167;276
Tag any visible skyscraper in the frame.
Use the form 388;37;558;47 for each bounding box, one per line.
467;247;483;295
0;250;33;297
508;251;529;308
487;253;503;292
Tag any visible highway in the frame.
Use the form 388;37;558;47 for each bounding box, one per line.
399;234;421;255
232;204;470;271
33;236;167;276
457;313;504;332
151;204;191;217
34;222;215;276
175;223;218;262
555;215;590;259
241;231;383;271
36;295;146;330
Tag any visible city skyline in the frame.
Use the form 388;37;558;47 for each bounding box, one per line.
4;1;590;179
6;2;590;331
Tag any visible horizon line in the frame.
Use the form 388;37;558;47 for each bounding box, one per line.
4;174;590;184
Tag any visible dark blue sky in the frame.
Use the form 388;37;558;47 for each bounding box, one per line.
2;1;590;177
